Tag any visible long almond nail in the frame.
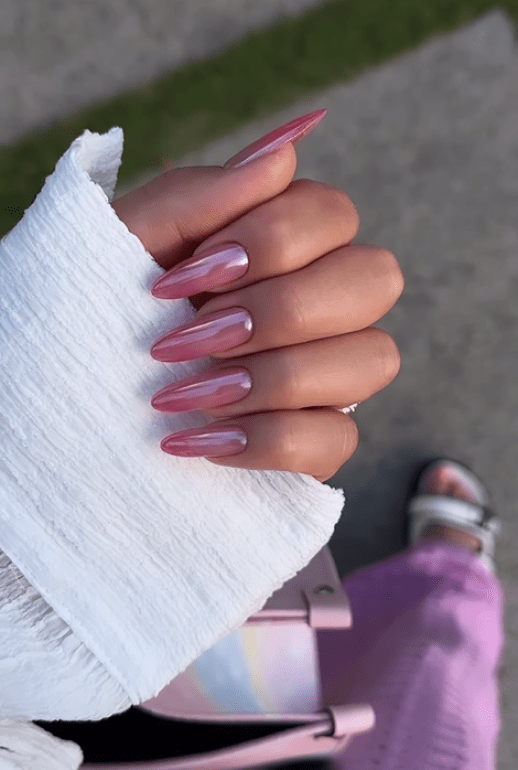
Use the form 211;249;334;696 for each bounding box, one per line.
151;243;249;299
151;367;252;412
150;307;253;362
161;426;248;457
224;109;327;169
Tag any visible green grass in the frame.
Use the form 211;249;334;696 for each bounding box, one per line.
1;0;517;237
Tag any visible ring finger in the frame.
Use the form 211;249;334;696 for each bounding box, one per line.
151;326;400;419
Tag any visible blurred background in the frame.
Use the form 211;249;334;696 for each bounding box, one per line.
2;1;518;768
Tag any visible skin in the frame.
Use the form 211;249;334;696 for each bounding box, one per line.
112;142;404;483
420;524;481;553
417;470;482;553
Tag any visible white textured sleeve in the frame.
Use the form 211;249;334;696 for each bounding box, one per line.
0;128;345;735
0;721;82;770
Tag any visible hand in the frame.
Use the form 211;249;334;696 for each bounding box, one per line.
112;111;403;482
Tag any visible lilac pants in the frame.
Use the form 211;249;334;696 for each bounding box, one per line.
317;540;505;770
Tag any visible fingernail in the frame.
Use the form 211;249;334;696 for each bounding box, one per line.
151;367;252;412
152;243;249;299
150;307;253;362
161;425;248;457
224;108;328;169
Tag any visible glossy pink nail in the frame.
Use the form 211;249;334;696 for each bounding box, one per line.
224;108;327;169
150;307;253;362
161;426;248;457
151;367;252;412
152;243;249;299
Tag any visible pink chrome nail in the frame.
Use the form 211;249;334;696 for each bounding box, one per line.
224;108;327;169
150;307;253;362
152;243;249;299
151;367;252;412
161;426;248;457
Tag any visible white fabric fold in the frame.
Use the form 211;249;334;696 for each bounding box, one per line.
0;127;345;725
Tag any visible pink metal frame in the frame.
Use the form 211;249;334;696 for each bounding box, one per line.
81;547;375;769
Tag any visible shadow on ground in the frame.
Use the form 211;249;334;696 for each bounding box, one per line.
326;444;432;579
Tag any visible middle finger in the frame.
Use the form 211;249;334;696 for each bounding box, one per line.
150;326;400;419
150;244;403;363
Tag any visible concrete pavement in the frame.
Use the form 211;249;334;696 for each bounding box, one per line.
149;11;518;767
0;0;322;146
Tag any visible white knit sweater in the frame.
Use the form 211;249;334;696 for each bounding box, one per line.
0;128;345;768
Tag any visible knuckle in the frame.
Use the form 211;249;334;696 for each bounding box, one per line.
323;416;358;481
372;329;401;385
312;413;360;482
376;248;405;302
251;205;293;258
291;179;360;239
325;185;361;235
341;415;360;463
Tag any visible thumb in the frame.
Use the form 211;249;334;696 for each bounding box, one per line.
111;110;327;271
113;145;296;272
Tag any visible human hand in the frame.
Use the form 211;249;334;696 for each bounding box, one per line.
112;110;403;482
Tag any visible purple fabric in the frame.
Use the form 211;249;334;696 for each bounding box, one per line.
317;540;505;770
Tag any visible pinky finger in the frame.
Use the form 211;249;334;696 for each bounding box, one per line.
161;409;359;483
